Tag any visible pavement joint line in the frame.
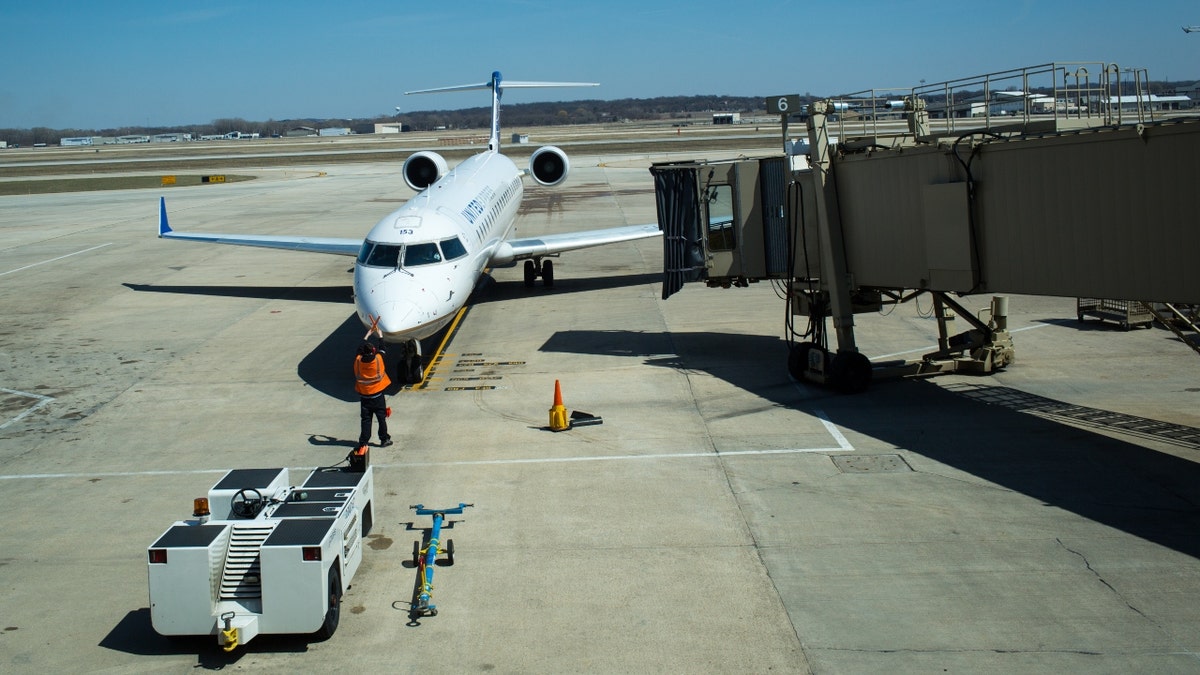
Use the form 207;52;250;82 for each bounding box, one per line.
0;242;113;277
0;388;55;431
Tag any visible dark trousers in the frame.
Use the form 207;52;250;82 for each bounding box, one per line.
359;394;389;445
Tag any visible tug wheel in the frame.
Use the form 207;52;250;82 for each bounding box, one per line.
316;569;342;640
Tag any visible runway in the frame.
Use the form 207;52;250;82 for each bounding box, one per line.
1;140;1199;672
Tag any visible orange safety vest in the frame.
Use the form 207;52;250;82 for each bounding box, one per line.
354;354;391;396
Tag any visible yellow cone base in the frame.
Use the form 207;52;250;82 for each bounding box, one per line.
549;404;570;431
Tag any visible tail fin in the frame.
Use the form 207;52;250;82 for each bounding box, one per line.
406;72;598;153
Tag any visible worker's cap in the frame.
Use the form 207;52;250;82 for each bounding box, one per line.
359;342;377;356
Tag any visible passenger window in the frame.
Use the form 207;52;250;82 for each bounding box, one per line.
706;184;735;251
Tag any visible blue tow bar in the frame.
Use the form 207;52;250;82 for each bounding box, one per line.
410;503;473;617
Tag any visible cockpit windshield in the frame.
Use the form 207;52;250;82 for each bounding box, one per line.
403;242;441;266
357;237;468;268
358;242;400;268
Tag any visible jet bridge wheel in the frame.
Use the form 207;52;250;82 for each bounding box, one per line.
787;342;817;381
829;351;872;394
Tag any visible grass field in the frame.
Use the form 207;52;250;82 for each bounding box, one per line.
0;174;256;195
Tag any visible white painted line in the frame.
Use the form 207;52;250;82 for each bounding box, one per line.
0;242;113;277
870;322;1051;361
0;409;856;480
815;409;854;450
0;388;55;431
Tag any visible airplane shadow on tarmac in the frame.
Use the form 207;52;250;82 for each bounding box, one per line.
471;271;663;306
122;283;352;304
541;328;1200;561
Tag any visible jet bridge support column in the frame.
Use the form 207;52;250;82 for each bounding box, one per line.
799;100;872;393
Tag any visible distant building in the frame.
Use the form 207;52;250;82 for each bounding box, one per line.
374;123;407;134
287;126;318;137
318;127;350;137
61;136;95;146
712;112;741;125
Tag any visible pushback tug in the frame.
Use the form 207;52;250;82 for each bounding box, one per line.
146;453;373;651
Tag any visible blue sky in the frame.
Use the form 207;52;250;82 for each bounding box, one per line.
1;0;1196;130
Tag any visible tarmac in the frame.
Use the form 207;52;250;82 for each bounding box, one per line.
1;140;1199;673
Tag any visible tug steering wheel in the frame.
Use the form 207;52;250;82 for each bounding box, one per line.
231;488;265;518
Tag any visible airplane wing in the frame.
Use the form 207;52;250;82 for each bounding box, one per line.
494;223;661;263
157;197;361;256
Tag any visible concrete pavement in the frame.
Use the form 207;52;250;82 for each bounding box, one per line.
1;145;1199;673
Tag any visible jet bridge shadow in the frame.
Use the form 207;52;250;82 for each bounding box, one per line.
540;329;1200;560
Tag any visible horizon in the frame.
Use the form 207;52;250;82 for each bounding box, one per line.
2;1;1198;130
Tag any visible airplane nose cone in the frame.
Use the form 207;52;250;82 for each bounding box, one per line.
374;300;420;336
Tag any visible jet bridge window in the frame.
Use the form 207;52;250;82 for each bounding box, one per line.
403;242;442;266
440;236;467;261
705;184;735;251
358;241;400;268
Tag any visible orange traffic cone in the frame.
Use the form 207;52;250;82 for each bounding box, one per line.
548;379;569;431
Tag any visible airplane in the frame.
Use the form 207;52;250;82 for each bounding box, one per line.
158;71;661;383
1185;26;1200;33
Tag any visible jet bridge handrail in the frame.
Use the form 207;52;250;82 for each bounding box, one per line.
825;61;1154;142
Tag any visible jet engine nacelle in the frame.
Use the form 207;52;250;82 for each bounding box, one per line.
528;146;570;187
402;151;449;191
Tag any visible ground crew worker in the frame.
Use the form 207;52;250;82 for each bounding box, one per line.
354;342;392;447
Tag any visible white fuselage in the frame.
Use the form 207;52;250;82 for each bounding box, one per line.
353;151;524;343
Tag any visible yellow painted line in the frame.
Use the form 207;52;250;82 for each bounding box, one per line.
406;304;470;392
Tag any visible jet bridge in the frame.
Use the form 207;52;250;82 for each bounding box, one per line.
651;62;1200;392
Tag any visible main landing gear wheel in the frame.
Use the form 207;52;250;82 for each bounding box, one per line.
523;259;555;288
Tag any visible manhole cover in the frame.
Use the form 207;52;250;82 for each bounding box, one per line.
832;453;911;473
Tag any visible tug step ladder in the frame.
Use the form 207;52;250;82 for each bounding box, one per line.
220;523;274;600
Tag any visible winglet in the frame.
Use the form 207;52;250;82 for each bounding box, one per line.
158;197;172;236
